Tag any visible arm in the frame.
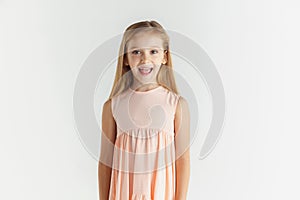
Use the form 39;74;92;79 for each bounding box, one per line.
174;97;190;200
98;99;116;200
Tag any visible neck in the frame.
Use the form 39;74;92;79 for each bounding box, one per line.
131;82;160;92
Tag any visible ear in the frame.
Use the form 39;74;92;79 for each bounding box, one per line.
162;50;168;64
124;56;128;66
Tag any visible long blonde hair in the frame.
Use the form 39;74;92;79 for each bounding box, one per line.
108;20;179;99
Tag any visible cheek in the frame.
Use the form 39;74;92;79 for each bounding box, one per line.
152;64;162;73
128;55;140;60
155;55;165;62
129;59;140;67
130;66;139;72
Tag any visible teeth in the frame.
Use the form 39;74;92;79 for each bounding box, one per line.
140;68;151;73
139;68;152;73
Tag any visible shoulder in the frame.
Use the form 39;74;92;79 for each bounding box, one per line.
174;96;190;122
162;87;182;107
178;96;188;105
102;98;114;119
103;98;112;111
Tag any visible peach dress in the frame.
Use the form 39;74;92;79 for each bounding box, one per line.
109;85;180;200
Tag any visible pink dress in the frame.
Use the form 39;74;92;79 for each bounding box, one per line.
109;85;181;200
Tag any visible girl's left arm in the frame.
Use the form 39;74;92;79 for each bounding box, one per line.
174;96;191;200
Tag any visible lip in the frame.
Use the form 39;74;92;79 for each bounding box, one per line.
138;67;153;76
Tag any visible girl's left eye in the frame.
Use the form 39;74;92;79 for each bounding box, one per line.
151;50;158;54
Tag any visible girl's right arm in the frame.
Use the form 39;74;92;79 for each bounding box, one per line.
98;99;116;200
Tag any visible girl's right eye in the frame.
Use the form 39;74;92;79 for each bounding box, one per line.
131;50;141;55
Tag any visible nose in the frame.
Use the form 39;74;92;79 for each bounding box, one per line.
141;51;151;63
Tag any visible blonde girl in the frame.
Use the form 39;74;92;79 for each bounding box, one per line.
98;20;190;200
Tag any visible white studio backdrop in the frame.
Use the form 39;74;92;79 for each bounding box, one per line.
0;0;297;200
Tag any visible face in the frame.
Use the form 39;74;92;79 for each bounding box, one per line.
125;31;167;86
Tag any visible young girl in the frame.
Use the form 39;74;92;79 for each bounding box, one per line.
98;20;190;200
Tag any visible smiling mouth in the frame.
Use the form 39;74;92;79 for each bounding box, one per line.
138;67;153;75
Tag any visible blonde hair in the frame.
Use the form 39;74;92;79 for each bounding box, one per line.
108;20;179;99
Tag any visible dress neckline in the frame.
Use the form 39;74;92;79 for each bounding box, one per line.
129;85;163;94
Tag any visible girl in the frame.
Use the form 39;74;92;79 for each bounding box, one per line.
98;20;190;200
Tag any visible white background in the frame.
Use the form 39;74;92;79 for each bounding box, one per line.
0;0;298;199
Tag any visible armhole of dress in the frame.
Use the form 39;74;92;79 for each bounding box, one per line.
173;94;181;138
173;94;181;118
111;96;116;121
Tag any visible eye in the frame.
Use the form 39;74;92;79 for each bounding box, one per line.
151;49;158;54
131;50;141;55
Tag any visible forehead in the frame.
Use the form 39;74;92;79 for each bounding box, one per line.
127;31;164;50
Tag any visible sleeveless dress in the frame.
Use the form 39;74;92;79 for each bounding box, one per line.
109;85;181;200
